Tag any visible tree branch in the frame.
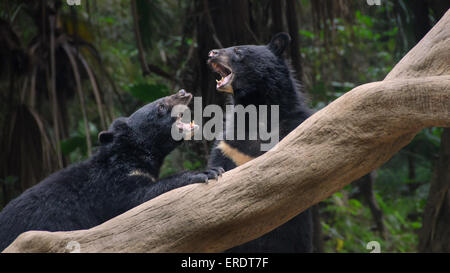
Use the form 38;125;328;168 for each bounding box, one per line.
3;9;450;254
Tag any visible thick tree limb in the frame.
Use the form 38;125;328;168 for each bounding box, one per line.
4;10;450;253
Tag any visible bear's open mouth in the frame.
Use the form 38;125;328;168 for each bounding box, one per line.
210;62;234;93
175;112;198;138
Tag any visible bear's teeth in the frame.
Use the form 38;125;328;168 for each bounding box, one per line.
216;77;225;86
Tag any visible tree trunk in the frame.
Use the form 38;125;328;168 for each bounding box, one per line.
195;0;254;106
285;0;303;81
271;0;284;34
357;172;387;239
419;128;450;252
409;0;431;43
3;9;450;254
311;204;324;252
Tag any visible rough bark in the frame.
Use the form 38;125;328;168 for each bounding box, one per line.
3;10;450;254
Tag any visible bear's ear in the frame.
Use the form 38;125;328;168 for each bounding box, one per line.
111;117;128;129
98;117;128;145
98;131;114;145
268;32;291;57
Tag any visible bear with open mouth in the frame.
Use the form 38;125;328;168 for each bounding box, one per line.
207;33;313;252
0;89;223;252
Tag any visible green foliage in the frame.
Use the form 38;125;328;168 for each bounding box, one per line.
321;129;436;252
0;0;445;253
159;148;206;179
322;188;425;252
182;160;203;171
301;4;399;108
2;176;18;186
306;4;443;252
135;0;170;49
128;83;170;103
61;122;99;162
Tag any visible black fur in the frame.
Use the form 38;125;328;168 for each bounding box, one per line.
208;33;313;252
0;90;223;251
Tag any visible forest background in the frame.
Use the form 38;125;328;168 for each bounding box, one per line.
0;0;449;252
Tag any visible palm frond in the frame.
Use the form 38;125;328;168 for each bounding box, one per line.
62;42;92;156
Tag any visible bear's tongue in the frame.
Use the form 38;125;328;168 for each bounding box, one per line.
211;62;232;89
176;120;199;138
176;120;196;130
216;74;232;88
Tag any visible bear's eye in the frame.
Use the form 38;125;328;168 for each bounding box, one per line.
158;104;166;114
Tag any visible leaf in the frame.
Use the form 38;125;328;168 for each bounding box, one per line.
134;0;170;49
61;136;86;156
427;127;443;147
59;14;94;43
348;199;362;209
336;238;344;252
129;83;170;103
99;17;115;24
299;29;315;39
4;176;18;185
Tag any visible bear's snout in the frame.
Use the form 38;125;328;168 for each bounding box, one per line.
208;49;220;58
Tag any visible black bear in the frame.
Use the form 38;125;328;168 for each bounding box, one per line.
207;33;313;252
0;89;223;251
